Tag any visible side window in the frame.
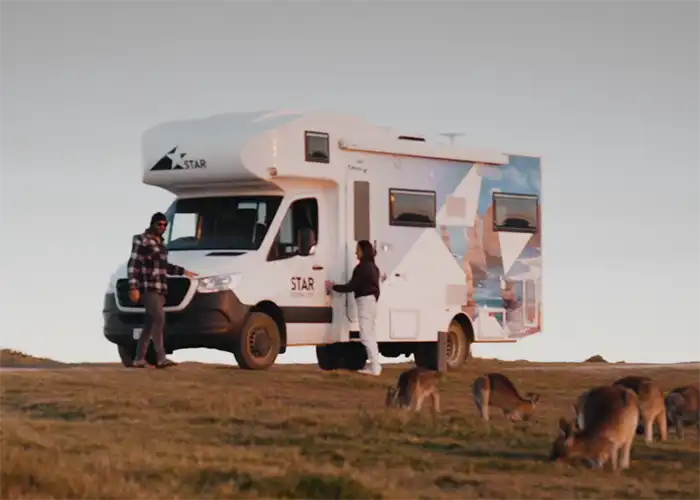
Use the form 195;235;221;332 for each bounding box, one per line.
493;192;539;233
267;198;319;261
354;181;370;241
305;131;330;163
388;189;436;228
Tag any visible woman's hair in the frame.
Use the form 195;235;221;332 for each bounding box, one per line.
357;240;376;262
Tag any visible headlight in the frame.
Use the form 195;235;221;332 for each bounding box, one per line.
196;273;242;294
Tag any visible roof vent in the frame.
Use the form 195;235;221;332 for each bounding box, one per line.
397;135;426;142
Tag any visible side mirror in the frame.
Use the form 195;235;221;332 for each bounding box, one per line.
298;228;316;257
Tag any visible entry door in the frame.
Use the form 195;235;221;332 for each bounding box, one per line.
344;178;372;325
503;278;539;337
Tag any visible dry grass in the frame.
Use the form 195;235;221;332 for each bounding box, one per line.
1;355;698;499
0;350;65;368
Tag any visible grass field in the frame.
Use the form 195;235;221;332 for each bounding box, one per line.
1;352;698;499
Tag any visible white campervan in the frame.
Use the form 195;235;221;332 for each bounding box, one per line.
103;110;544;371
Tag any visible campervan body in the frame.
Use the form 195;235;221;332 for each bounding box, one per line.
102;110;544;371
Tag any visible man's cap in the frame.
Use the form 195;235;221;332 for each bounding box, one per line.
150;212;167;225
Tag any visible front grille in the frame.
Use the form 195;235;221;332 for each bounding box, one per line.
115;277;192;308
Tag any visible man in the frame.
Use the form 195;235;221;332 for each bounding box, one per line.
127;212;198;368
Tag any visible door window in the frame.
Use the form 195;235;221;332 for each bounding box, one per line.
267;198;319;261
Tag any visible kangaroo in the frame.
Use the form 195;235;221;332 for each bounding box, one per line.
472;373;540;422
612;375;667;444
551;385;640;471
385;366;441;414
665;385;699;440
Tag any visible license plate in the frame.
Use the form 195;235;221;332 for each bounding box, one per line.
133;328;143;340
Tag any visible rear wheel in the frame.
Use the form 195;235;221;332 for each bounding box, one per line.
118;343;157;367
234;312;281;370
445;319;470;369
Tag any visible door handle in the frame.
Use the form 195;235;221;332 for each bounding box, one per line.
312;265;324;271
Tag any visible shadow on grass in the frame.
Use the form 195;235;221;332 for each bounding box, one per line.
408;439;546;462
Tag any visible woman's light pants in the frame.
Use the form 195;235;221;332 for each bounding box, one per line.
356;295;382;375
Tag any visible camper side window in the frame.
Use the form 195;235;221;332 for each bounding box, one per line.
388;189;436;228
305;131;330;163
493;192;539;233
267;198;319;261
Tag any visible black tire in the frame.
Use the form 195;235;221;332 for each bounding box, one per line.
233;312;281;370
341;342;368;371
118;343;158;367
316;344;340;371
316;342;367;371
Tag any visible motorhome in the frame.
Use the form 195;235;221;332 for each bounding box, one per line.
102;110;543;371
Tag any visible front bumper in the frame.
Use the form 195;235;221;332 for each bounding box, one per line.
102;290;250;353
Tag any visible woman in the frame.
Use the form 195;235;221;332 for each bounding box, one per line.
325;240;382;376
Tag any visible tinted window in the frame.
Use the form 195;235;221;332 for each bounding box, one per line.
305;131;330;163
389;189;436;228
267;198;319;261
354;181;370;241
493;193;539;233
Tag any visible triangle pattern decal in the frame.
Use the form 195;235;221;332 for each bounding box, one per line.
498;232;533;275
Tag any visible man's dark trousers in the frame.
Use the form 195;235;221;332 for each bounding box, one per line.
135;292;166;363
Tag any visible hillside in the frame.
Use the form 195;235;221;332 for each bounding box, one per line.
0;349;66;368
1;357;698;499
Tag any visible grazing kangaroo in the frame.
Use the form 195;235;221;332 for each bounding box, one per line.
385;366;441;414
551;385;640;471
665;385;700;440
612;375;667;444
472;373;540;422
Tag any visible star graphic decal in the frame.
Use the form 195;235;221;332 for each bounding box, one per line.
166;147;187;170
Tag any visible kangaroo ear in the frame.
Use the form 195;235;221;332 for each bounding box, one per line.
530;393;540;404
570;403;579;416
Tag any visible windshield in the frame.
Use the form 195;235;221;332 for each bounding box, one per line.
164;195;283;251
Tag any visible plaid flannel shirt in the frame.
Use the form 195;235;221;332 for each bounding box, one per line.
127;228;185;295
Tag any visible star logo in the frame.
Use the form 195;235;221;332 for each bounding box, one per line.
150;146;187;171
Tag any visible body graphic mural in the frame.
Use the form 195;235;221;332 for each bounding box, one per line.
429;155;542;339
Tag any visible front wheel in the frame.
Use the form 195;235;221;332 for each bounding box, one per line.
233;312;281;370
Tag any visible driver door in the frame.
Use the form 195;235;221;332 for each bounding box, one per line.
266;195;332;345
